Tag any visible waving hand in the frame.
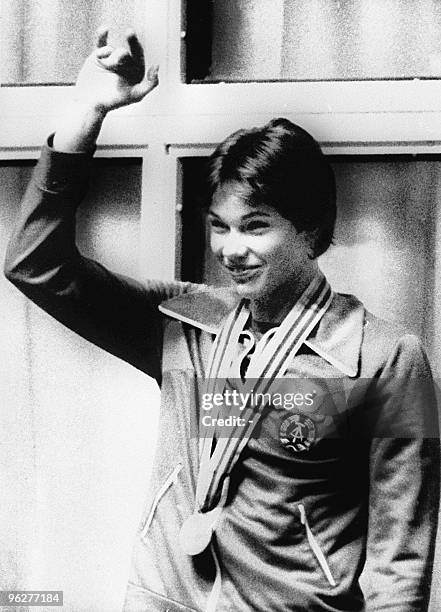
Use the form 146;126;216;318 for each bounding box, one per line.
54;28;158;151
74;27;159;112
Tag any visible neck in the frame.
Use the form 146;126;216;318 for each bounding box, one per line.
249;262;320;324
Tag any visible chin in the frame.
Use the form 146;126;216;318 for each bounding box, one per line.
232;280;267;300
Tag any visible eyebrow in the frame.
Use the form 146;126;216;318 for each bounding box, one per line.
207;210;272;220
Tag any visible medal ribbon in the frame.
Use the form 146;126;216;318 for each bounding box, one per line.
196;273;333;513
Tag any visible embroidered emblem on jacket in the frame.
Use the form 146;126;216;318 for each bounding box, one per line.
279;413;316;452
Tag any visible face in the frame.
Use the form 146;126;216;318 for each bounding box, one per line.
208;181;315;303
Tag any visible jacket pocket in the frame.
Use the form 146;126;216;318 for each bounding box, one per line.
298;503;337;587
140;463;183;539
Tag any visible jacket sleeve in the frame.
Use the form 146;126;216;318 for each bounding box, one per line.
359;334;440;611
4;137;196;382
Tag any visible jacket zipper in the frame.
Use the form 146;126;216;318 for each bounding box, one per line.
298;503;336;587
140;463;183;538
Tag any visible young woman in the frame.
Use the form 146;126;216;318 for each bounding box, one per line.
5;30;439;612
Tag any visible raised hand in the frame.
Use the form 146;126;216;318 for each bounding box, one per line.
54;28;159;151
74;27;159;113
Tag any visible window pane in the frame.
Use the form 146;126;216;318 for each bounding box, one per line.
180;156;437;349
77;158;142;277
188;0;441;82
2;0;146;85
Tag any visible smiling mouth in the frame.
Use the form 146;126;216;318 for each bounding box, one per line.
224;266;262;282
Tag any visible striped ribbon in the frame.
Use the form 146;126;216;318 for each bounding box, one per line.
196;273;333;513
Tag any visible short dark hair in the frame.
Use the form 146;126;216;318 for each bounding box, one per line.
206;118;336;258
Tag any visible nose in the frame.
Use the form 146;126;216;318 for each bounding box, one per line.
220;230;248;262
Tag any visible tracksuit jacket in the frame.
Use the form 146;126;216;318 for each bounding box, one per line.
4;140;440;611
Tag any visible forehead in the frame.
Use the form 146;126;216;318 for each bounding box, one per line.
209;181;277;219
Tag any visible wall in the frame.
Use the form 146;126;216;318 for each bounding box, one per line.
0;161;159;611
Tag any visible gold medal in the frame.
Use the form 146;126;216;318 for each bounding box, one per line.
179;508;222;556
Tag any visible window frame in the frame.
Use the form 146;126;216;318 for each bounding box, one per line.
2;0;441;284
2;0;441;149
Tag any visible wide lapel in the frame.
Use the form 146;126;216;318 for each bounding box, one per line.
159;286;365;378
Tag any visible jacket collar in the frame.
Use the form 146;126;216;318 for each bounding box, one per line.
158;285;364;377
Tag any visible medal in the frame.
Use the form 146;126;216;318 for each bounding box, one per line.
185;273;333;558
179;507;222;556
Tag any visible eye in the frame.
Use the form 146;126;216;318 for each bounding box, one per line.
208;217;229;233
243;220;270;233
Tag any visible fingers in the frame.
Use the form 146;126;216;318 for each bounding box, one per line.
97;47;132;74
96;26;109;48
96;45;113;60
95;28;145;75
132;64;159;100
146;65;160;82
107;47;131;67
